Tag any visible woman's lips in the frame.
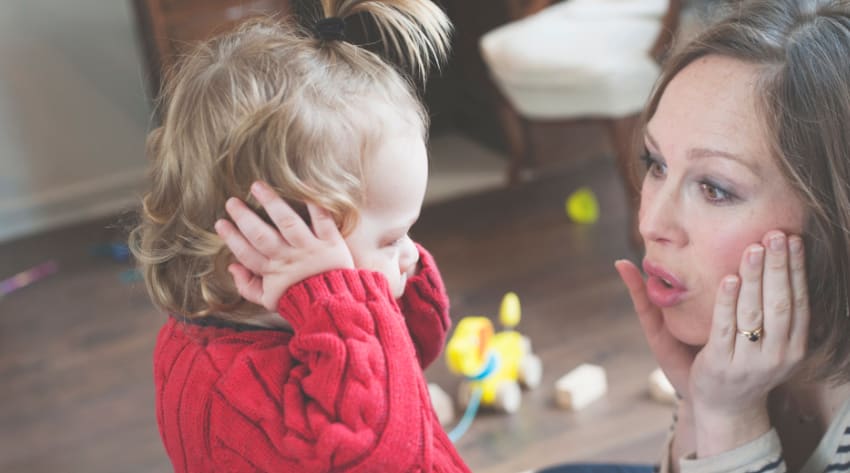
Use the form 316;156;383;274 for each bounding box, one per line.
642;259;688;308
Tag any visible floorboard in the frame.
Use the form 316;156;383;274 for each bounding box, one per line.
0;150;670;473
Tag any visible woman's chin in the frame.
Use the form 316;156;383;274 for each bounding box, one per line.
662;310;709;347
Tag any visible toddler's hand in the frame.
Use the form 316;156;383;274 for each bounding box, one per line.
215;181;354;311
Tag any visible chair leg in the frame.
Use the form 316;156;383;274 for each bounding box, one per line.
496;102;530;186
606;115;643;251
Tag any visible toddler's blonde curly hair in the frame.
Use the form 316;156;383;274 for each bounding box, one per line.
129;0;450;321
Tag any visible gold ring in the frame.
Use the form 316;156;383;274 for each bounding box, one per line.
737;326;763;342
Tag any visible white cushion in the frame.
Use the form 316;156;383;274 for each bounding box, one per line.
550;0;669;19
480;0;666;119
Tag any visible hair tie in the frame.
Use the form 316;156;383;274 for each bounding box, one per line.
315;17;346;41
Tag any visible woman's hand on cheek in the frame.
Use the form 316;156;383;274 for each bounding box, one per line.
689;231;809;457
215;181;355;312
615;260;698;401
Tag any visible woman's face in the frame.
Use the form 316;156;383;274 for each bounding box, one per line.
639;54;806;346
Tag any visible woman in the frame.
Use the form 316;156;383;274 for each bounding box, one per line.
613;0;850;472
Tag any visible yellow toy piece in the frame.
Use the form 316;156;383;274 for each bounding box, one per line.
566;187;600;224
499;291;521;328
445;293;542;414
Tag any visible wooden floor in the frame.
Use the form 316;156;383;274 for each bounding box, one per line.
0;149;671;472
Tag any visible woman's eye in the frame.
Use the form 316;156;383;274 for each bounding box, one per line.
639;152;666;178
700;182;733;203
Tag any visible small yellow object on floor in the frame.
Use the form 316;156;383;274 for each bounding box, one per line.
554;363;607;410
565;187;600;224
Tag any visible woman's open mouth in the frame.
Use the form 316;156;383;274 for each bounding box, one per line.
642;259;688;308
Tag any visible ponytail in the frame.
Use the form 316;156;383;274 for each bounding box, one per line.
316;0;451;82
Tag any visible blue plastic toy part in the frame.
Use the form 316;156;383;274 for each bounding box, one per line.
448;386;482;443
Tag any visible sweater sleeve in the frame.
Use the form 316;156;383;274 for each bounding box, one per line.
211;269;469;473
679;430;785;473
397;243;452;369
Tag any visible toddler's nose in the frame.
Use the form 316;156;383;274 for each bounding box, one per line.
399;237;419;275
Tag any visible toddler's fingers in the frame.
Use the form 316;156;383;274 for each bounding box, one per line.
215;218;268;275
250;182;312;248
307;202;340;241
228;264;264;306
788;236;810;356
225;197;285;257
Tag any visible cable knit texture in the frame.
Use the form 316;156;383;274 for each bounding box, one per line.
153;244;469;472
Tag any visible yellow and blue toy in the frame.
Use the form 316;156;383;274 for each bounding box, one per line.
444;292;542;441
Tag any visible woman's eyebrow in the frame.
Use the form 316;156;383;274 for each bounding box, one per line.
645;130;759;174
644;130;660;151
687;147;760;174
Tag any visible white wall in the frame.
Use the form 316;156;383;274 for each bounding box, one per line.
0;0;152;243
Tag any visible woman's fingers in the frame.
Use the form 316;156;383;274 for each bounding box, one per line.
615;260;658;318
215;217;268;274
705;275;739;360
225;196;285;257
250;181;313;248
788;235;809;356
735;244;765;347
616;259;696;393
761;232;793;353
615;260;677;351
615;260;663;332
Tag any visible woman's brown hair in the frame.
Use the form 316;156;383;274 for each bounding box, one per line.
129;0;450;321
634;0;850;382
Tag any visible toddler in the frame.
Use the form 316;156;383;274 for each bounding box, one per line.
129;1;469;471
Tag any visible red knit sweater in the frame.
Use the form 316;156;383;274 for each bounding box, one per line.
153;244;470;472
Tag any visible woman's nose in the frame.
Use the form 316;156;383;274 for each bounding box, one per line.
638;186;686;246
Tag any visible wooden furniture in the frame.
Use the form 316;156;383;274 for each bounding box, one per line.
131;0;299;100
440;0;561;147
130;0;553;131
480;0;682;249
130;0;455;125
482;0;682;183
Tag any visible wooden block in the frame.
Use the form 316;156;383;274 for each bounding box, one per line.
554;363;607;410
648;368;677;405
